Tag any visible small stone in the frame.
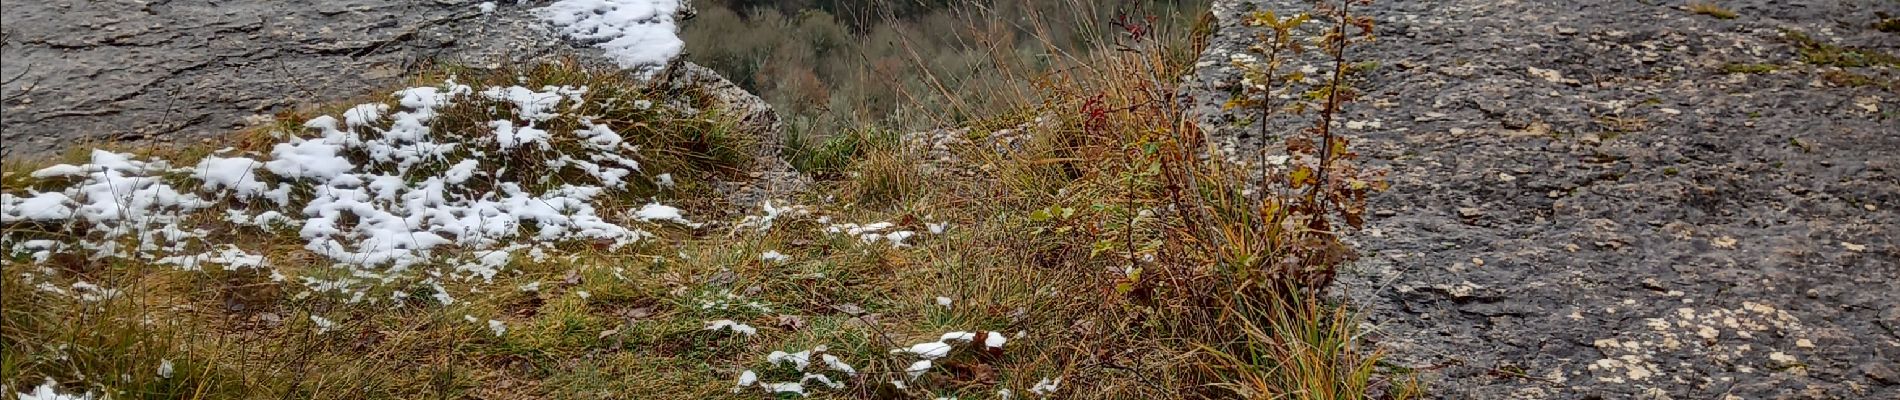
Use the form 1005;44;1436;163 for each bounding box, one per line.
1768;352;1800;366
1864;362;1898;384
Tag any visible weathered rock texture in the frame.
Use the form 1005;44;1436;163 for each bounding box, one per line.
1186;0;1897;398
1;0;801;201
0;0;572;155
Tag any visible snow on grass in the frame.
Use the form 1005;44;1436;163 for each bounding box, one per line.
635;203;697;226
0;77;693;307
1028;377;1063;396
734;200;812;233
534;0;685;73
14;379;95;400
895;341;954;360
704;319;757;337
1;192;76;222
310;315;337;334
890;330;1010;382
487;320;508;337
822;220;937;249
737;345;857;397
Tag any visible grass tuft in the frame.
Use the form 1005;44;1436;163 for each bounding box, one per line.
1687;1;1739;19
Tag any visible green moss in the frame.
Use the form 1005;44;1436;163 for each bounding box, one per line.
1785;30;1900;68
1721;63;1778;74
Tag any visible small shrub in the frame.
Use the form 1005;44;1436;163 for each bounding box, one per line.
845;144;926;207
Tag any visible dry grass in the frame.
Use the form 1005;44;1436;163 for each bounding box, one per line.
2;1;1404;399
1687;1;1739;19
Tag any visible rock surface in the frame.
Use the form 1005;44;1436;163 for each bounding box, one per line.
1185;0;1898;398
1;0;801;201
0;0;571;155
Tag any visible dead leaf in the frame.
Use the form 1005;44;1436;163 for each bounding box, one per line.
1841;242;1867;252
1712;236;1738;249
942;360;996;385
776;314;807;331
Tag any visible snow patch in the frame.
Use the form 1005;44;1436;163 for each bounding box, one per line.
534;0;685;73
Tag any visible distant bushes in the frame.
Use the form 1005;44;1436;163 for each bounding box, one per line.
682;0;1207;143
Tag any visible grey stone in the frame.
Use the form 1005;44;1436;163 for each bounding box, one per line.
1185;0;1899;398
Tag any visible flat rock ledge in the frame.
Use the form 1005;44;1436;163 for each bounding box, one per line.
1184;0;1897;398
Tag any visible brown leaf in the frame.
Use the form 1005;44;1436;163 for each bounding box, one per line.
624;306;654;320
776;314;807;331
943;360;996;385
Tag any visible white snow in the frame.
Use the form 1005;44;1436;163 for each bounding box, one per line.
767;349;814;370
895;341;953;360
3;192;75;222
940;331;976;343
906;359;933;378
1029;377;1063;396
442;159;481;184
535;0;685;72
310;315;337;334
743;345;853;396
820;354;857;376
761;250;790;263
705;319;758;336
15;379;95;400
478;1;497;13
3;75;706;354
635;203;694;225
934;296;953;308
759;382;805;396
193;156;269;198
488;320;508;337
732;370;759;393
342;104;387;127
28;164;84;179
984;331;1008;350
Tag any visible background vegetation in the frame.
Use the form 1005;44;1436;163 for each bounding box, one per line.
683;0;1209;138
